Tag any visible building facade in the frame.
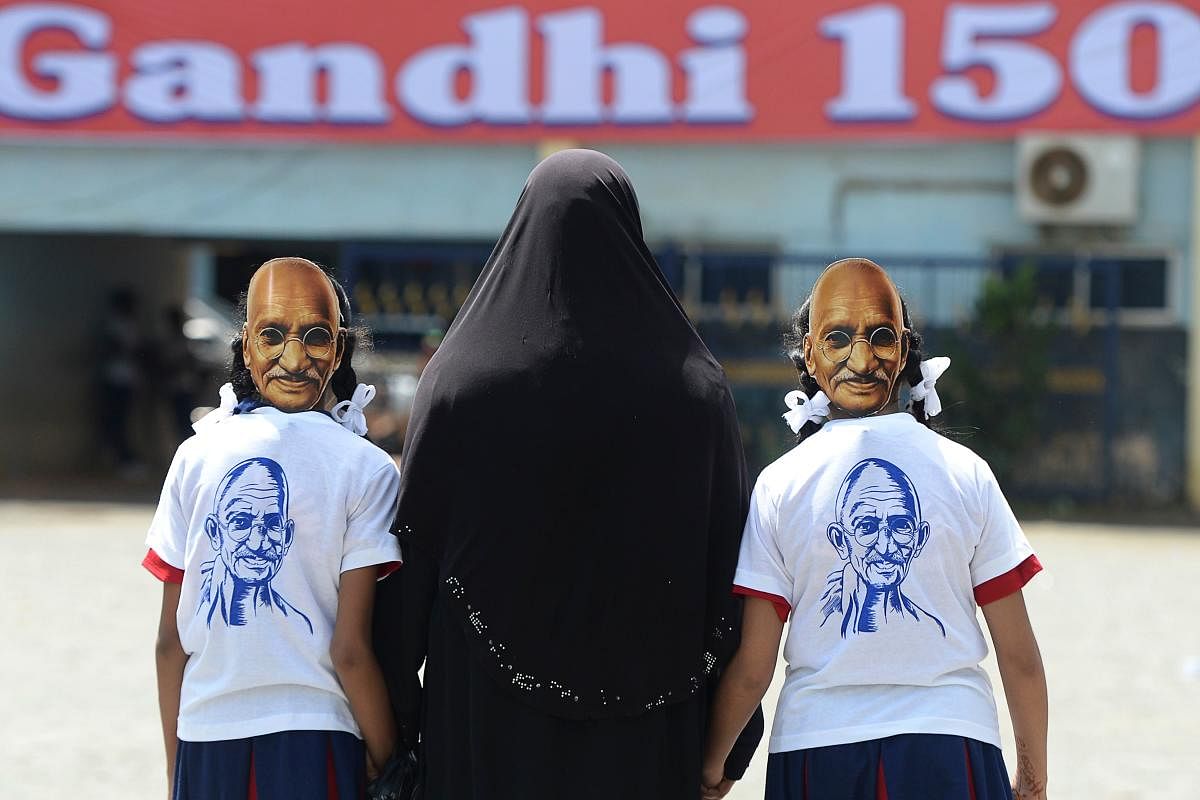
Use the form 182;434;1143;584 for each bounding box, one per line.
1;0;1196;506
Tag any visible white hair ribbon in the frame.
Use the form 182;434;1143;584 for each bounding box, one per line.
191;383;238;433
331;383;376;435
909;357;951;418
782;390;831;434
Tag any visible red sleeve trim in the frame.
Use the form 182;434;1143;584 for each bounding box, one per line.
142;548;184;584
377;561;401;580
733;585;791;623
974;554;1043;606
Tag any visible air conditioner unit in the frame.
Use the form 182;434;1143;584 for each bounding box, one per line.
1016;134;1139;225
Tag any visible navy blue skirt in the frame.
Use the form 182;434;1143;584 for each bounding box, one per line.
173;730;365;800
766;734;1012;800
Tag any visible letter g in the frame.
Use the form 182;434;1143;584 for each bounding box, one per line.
0;4;115;120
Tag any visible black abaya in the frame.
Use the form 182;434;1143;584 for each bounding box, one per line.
375;150;762;798
379;543;763;799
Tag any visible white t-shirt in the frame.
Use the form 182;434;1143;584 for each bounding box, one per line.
146;407;402;742
734;413;1036;752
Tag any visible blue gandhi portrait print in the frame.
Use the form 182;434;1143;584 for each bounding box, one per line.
820;458;945;638
197;457;313;634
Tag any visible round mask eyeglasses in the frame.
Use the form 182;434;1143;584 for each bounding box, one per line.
816;326;904;364
251;326;338;360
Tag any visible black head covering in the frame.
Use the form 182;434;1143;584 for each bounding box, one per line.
395;149;749;719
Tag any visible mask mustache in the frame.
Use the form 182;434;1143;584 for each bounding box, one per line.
834;368;891;387
266;367;320;383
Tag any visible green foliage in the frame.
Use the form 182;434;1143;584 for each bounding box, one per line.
940;263;1054;484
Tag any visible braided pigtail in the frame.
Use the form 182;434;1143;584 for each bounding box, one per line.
781;297;828;444
227;291;259;402
318;267;378;440
898;298;935;430
323;272;370;404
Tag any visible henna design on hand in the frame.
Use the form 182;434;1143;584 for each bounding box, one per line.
1012;736;1047;799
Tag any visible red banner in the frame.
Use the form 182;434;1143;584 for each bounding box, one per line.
1;0;1198;142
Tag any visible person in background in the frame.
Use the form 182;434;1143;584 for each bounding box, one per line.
374;150;762;799
145;258;400;799
159;306;203;443
702;258;1048;800
98;287;144;475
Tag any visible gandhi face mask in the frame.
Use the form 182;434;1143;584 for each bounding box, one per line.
804;263;909;418
243;261;344;412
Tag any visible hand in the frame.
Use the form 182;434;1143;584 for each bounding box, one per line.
700;777;735;799
700;762;734;800
1013;772;1047;800
366;751;379;782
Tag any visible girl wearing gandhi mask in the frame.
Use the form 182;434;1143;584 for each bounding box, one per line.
143;258;402;799
703;259;1049;800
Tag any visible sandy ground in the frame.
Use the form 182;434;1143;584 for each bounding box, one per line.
1;501;1197;799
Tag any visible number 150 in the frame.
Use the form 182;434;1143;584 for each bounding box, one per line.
822;2;1200;122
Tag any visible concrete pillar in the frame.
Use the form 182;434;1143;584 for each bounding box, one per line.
187;243;216;300
1189;136;1200;510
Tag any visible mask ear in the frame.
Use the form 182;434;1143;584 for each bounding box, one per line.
331;329;347;374
241;324;250;365
827;523;851;560
205;515;221;551
896;330;912;391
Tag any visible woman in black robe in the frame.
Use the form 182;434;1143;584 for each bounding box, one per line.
374;149;761;799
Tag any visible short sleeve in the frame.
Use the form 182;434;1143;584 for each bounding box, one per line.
144;448;188;577
970;460;1037;588
732;475;792;606
342;462;403;575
